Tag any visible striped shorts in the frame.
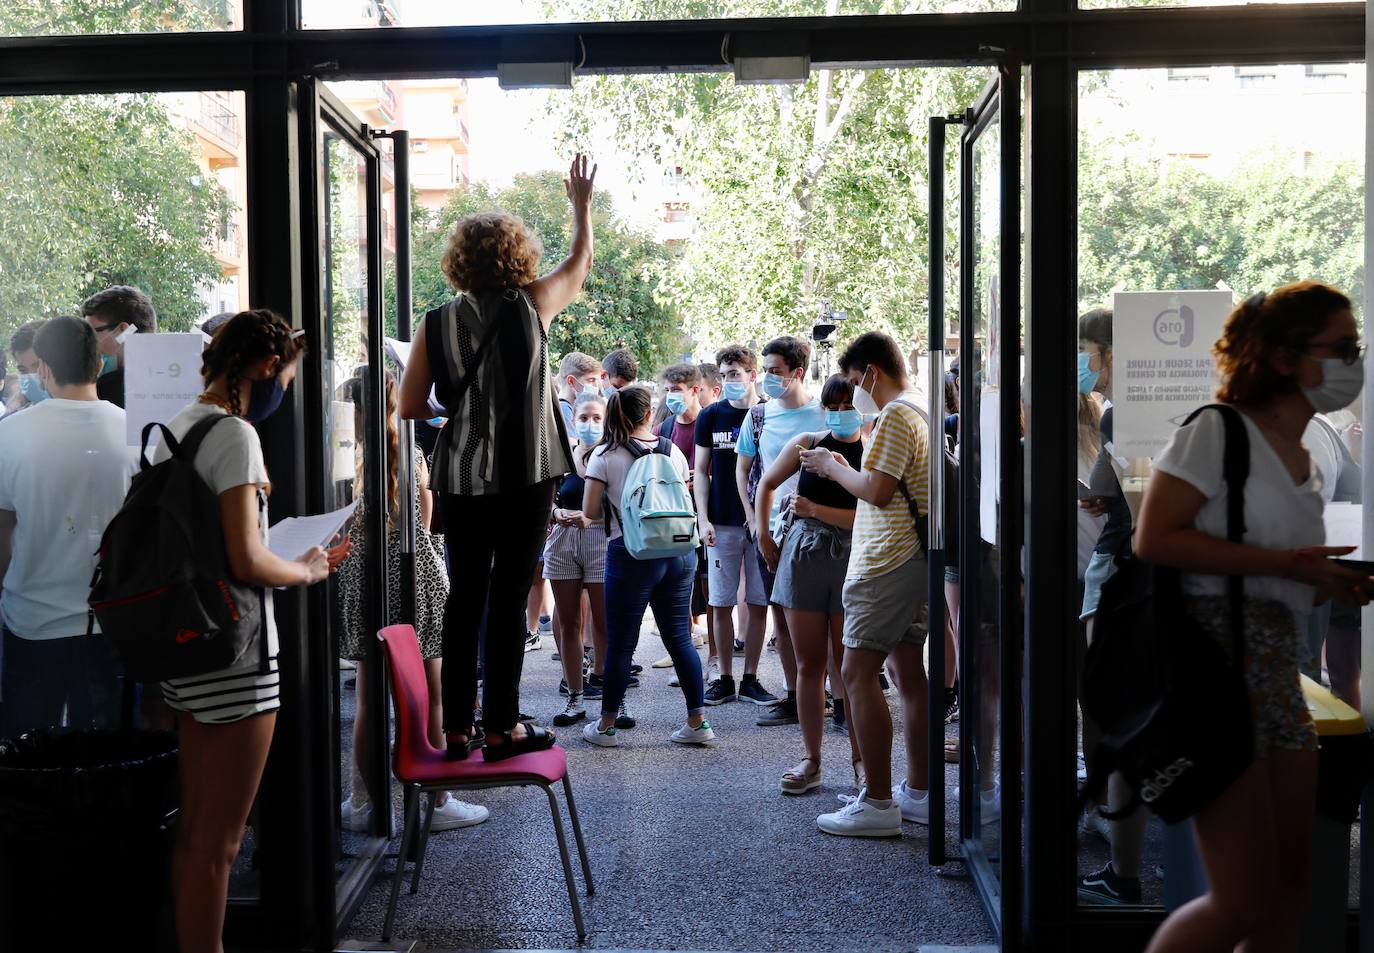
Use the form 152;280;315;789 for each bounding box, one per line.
543;523;607;584
161;655;281;725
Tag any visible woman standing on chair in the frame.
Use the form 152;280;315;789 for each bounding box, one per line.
156;310;351;953
400;154;597;762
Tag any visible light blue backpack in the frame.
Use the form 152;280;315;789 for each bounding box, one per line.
615;437;699;560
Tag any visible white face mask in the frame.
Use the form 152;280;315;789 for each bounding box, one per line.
853;368;880;417
1303;357;1365;413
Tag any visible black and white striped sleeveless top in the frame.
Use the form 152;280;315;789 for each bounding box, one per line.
425;289;573;496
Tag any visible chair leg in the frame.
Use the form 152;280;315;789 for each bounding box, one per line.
384;784;421;942
544;783;587;942
562;774;595;896
411;789;438;895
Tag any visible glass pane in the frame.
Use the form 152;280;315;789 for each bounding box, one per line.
1076;65;1365;912
1;0;241;37
960;108;1003;873
321;131;389;857
302;0;1014;31
1082;0;1328;11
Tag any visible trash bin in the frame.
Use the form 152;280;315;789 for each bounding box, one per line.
0;728;178;950
1163;676;1373;953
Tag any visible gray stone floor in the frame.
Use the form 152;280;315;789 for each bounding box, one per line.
342;618;997;951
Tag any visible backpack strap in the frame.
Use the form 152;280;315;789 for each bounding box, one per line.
658;417;675;442
177;413;237;463
1182;403;1250;669
889;398;930;560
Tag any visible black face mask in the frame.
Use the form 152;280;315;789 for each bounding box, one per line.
244;376;285;423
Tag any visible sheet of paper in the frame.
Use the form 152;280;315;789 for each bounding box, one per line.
1324;501;1363;560
385;337;412;370
123;333;206;446
267;500;358;561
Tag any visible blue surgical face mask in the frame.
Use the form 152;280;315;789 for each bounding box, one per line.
826;408;863;439
602;385;617;399
575;422;603;446
762;372;788;399
665;392;687;416
98;352;119;377
245;375;286;424
722;380;750;402
1077;351;1100;394
19;373;48;404
426;416;446;428
581;382;600;399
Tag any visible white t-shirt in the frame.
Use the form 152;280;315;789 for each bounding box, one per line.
1152;408;1324;621
1303;416;1343;506
152;402;278;656
0;399;137;640
586;437;691;541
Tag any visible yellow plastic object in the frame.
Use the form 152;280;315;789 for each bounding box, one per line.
1301;675;1367;737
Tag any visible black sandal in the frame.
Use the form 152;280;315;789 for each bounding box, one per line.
482;724;557;762
444;727;481;760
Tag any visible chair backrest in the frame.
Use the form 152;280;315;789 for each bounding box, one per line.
376;624;438;776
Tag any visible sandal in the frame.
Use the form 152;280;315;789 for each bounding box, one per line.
780;757;821;795
482;723;557;762
444;727;478;760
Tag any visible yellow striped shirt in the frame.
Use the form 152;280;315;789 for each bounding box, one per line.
848;397;930;580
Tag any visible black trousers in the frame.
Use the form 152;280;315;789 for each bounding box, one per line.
440;479;556;735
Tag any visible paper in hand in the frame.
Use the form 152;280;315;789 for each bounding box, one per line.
268;500;358;561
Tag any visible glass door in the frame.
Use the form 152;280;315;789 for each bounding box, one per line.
927;65;1022;939
301;82;401;937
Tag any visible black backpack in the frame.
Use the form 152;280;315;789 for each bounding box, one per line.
1081;403;1254;824
89;417;265;682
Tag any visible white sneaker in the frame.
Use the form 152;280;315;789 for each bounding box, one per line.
706;656;721;683
583;721;619;747
669;674;680;687
895;780;930;825
981;785;1001;825
651;654;675;669
340;798;371;833
817;788;902;838
670;720;716;746
430;796;489;831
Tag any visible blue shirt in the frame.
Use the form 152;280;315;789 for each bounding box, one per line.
736;396;824;534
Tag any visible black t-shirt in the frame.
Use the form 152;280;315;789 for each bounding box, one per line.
97;367;125;408
1091;407;1133;557
694;400;750;527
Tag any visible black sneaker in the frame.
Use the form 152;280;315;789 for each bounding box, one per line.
878;669;890;691
559;678;569;696
614;701;636;729
629;663;644;676
757;697;799;726
944;687;961;725
626;674;641;688
524;630;542;653
738;678;779;707
704;678;738;705
832;698;848;734
1078;864;1142;905
733;639;745;655
553;693;586;727
583;675;604;700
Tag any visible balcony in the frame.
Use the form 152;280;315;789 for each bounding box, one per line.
192;92;241;165
213;220;242;273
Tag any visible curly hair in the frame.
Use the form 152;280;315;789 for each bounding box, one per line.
1215;281;1353;405
202;309;308;417
440;212;543;294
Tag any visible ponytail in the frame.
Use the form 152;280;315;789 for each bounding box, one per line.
602;384;652;451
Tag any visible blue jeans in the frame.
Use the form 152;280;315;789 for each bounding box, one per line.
602;538;703;720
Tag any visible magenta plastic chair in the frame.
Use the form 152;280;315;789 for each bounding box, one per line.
376;624;594;941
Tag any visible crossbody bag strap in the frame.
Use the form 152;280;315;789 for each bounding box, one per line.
1184;403;1250;669
439;295;509;416
890;399;930;560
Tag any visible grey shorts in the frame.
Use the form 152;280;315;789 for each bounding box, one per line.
542;523;607;584
706;524;768;608
842;553;929;655
773;518;851;616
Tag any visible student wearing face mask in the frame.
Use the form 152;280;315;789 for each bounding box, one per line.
601;348;639;398
657;364;714;666
80;285;157;409
1136;282;1373;953
544;392;612;728
557;351;604;435
5;320;48;416
735;335;825;727
755;375;865;794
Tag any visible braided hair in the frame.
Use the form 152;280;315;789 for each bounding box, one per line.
202;309;307;417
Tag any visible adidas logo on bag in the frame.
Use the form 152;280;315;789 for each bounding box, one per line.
1140;757;1195;803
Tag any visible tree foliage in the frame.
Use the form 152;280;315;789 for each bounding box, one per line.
0;94;234;342
1078;135;1364;309
0;0;220;36
396;171;684;373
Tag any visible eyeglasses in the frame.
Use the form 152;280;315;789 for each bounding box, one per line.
1308;340;1367;366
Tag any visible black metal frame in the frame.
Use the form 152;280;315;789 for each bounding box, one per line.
1;0;1365;948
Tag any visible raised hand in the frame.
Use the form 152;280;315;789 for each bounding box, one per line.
565;153;597;208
